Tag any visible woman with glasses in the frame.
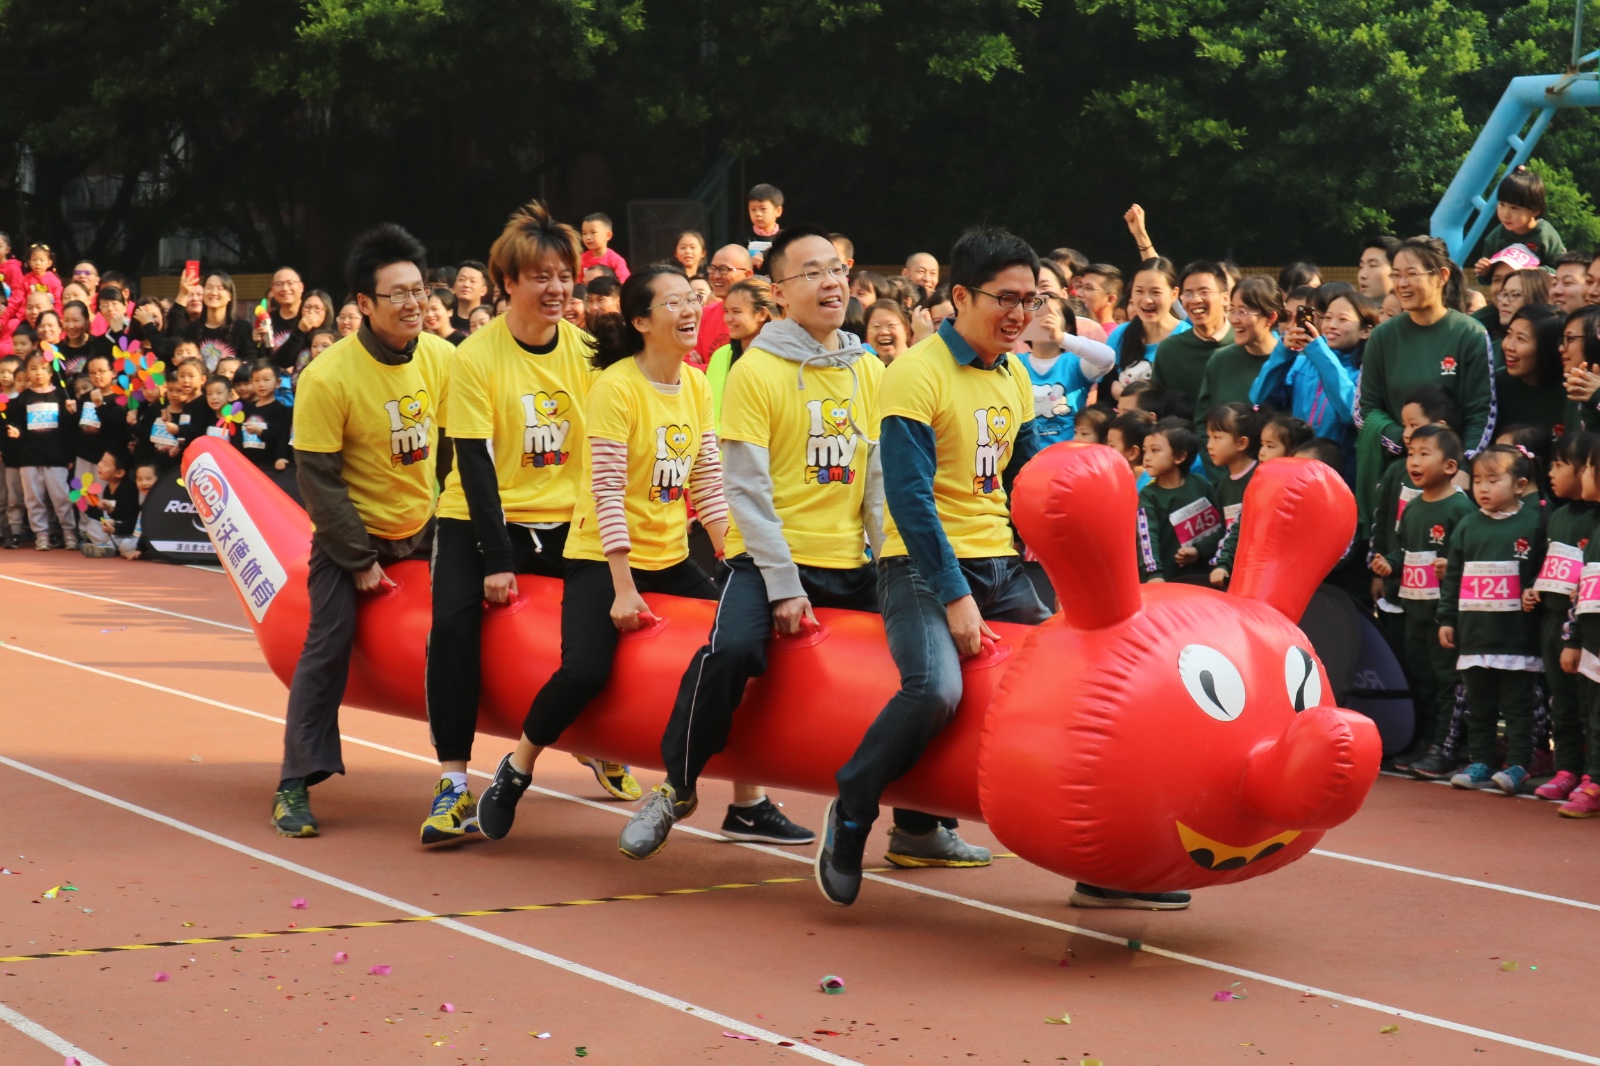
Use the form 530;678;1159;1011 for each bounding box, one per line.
475;263;728;844
1196;277;1283;417
1495;268;1550;330
1357;236;1495;513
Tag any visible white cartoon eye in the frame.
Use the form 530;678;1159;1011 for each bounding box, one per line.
1178;645;1247;722
1285;647;1322;713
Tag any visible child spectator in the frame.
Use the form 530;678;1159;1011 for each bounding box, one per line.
579;213;630;282
1559;433;1600;815
746;183;784;269
238;360;292;472
201;374;232;437
585;275;621;323
1196;402;1261;587
1438;444;1545;792
1474;167;1565;282
80;448;138;558
704;278;776;423
674;230;707;278
1105;412;1150;488
0;354;20;545
4;352;78;549
1136;417;1215;585
306;328;338;363
1072;406;1110;444
23;243;62;313
151;359;207;470
73;355;127;525
1258;414;1313;460
1531;431;1595;801
1022;294;1115;442
1116;380;1170;421
1382;425;1474;779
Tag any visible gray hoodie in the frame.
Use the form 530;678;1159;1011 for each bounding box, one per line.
723;317;885;601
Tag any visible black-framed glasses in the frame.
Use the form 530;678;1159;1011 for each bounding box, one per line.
372;286;429;306
969;287;1045;312
706;265;745;277
649;292;706;314
774;265;849;285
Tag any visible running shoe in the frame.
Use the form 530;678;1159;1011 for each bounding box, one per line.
80;543;117;558
477;754;533;840
1069;883;1192;910
884;825;992;868
1558;777;1600;818
271;785;318;838
1490;764;1530;796
33;536;49;551
720;799;815;845
574;754;642;801
420;779;479;846
1535;769;1582;802
1388;744;1430;774
1449;762;1495;789
618;784;698;860
1409;748;1460;780
815;799;867;907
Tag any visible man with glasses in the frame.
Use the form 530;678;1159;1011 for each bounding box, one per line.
70;262;104;330
619;224;879;858
815;227;1060;907
270;224;453;838
1077;264;1123;335
1152;261;1234;410
260;267;306;351
694;245;754;364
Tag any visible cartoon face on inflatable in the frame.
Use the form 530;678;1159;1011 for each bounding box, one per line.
980;443;1379;892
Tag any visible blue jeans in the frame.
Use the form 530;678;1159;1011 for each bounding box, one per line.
836;555;1049;827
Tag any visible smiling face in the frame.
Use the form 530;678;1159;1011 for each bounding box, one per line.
1501;317;1539;381
952;263;1038;361
634;272;700;356
867;305;909;362
771;235;847;337
1129;268;1174;326
505;253;573;332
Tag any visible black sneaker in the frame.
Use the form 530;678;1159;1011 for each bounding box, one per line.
1409;747;1459;780
476;753;533;840
271;785;319;838
814;799;867;906
1069;883;1191;910
721;798;816;845
1388;743;1430;773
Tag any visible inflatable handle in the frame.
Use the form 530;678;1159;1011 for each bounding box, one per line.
961;637;1011;672
621;610;669;641
484;592;527;616
772;616;829;650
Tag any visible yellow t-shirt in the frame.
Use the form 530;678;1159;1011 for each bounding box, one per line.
291;331;453;540
879;334;1035;559
435;318;596;524
719;347;880;568
565;358;716;570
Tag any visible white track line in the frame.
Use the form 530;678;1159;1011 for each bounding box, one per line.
4;642;1599;1063
0;753;861;1066
0;999;111;1064
0;572;252;633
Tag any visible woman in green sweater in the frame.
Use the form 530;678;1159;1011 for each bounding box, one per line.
1438;445;1545;794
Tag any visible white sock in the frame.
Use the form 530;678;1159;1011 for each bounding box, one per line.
441;772;468;791
731;796;765;808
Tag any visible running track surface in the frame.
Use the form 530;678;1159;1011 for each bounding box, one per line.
2;554;1598;1066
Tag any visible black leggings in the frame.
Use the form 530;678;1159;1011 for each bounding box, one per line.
521;557;718;746
426;517;568;763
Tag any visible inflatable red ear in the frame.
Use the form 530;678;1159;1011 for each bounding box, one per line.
1228;458;1357;622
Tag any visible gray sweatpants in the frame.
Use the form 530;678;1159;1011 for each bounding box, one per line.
20;467;74;545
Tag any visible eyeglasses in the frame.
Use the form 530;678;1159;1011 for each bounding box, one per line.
1182;288;1220;301
1229;307;1265;318
969;287;1046;312
1495;288;1524;302
649;292;706;314
706;265;746;277
1389;269;1438;283
1076;284;1108;296
72;269;95;277
374;286;429;305
200;285;229;295
773;265;849;285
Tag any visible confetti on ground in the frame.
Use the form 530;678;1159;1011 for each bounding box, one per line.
64;1058;80;1065
153;972;169;982
1380;1025;1400;1034
1127;939;1141;951
369;965;391;976
575;1048;588;1057
1082;1060;1104;1066
100;627;126;633
814;1030;841;1036
722;1031;757;1040
531;1032;551;1039
1213;991;1234;1002
189;755;202;762
0;869;13;875
1500;961;1518;971
291;898;307;909
333;952;348;963
1044;1012;1071;1025
1228;981;1248;1000
819;974;845;994
441;1003;455;1013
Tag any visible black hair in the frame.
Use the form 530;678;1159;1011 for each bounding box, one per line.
850;270;891;302
1277;260;1321;295
765;223;836;281
948;226;1040;297
1310;281;1356;311
84;352;112;373
1038;258;1069;291
97;285;126;305
232;363;254;388
1293;437;1345;469
1555;249;1594;272
61;299;90;327
457;259;488;278
1474;441;1537;486
1359;235;1403;263
1106;411;1150;452
1287;284;1319;306
1566;306;1600;369
587;264;687;369
1205;402;1263;459
1048;247;1088;277
345;224;427;300
571;282;587;301
1497;166;1548;217
1114;257;1178;376
1401;383;1465;435
842;296;866;338
1263;414;1314;454
101;447;128;472
1493;423;1550;486
747;183;784;206
583;212;613;229
1409;423;1465;467
586;275;621;299
1506;303;1564;387
1177;259;1230;292
828;233;854;261
1122;380;1170;419
1081;263;1123;298
428;287;457;312
1395;236;1466;312
917;285;952;312
1553;429;1593;472
585;264;619;280
1073;406;1111;443
1150;417;1198;473
249;359;278;378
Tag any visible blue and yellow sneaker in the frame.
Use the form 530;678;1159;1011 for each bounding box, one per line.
271;785;318;838
574;754;642;801
420;779;480;846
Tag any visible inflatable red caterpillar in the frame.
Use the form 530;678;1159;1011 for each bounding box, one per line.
182;438;1379;892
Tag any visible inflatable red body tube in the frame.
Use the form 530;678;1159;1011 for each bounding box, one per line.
182;439;1380;892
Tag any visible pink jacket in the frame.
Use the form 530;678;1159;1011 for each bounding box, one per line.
580;247;630;283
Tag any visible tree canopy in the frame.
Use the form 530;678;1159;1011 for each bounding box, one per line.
0;0;1595;280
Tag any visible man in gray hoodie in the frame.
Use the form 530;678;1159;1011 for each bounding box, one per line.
620;226;991;865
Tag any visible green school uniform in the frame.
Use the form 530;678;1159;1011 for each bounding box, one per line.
1494;371;1563;439
1151;326;1233;406
1478;219;1566;273
1195;343;1270;414
1196;461;1257;574
1137;474;1216;585
1387;489;1476;748
1538;500;1597;775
